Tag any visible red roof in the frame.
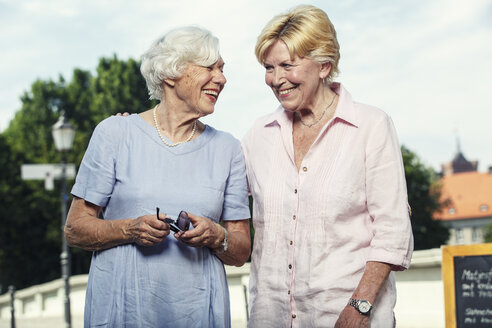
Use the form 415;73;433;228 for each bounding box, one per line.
434;172;492;221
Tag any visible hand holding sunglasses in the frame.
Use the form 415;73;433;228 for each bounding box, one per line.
156;207;190;233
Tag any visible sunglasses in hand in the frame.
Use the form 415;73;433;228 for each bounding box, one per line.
156;207;190;233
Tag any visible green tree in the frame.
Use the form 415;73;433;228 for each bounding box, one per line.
90;56;152;125
5;78;64;163
484;224;492;243
402;146;450;250
0;134;61;291
0;55;153;291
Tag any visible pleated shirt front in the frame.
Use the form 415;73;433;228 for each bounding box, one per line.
242;83;413;327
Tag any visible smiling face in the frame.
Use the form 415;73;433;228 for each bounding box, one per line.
263;40;329;113
171;58;226;117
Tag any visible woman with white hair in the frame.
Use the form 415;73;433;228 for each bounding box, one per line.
65;26;251;328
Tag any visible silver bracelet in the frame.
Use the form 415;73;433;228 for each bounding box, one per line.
214;226;228;255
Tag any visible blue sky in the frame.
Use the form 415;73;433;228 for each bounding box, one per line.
1;0;491;172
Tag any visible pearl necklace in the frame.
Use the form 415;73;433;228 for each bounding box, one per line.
298;93;337;128
153;106;197;147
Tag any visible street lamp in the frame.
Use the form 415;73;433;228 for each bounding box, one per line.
52;111;75;328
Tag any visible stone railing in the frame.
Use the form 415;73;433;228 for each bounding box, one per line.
0;264;251;328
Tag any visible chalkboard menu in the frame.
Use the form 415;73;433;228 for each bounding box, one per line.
443;244;492;328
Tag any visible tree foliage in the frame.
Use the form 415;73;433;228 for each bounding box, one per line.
401;146;450;250
484;225;492;243
0;55;153;292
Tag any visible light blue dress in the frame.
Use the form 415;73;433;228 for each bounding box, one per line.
71;114;250;328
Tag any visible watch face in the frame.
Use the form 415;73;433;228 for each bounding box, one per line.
358;301;371;313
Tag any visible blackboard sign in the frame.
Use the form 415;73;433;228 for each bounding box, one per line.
443;244;492;328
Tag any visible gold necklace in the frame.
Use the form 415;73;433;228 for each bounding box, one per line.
153;106;197;147
298;93;337;128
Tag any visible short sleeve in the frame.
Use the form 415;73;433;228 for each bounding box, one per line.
221;141;251;221
71;116;125;207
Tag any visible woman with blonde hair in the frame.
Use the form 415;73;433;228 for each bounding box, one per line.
243;5;413;327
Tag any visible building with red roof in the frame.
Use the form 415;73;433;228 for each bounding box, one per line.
434;146;492;244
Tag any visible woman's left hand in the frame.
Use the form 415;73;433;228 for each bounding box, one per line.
174;213;223;249
334;306;370;328
335;262;390;327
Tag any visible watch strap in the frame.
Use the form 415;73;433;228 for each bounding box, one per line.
348;298;372;315
214;226;228;255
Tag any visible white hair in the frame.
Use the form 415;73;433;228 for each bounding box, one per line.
140;26;221;100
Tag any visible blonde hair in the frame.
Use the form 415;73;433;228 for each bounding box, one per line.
140;26;220;100
255;4;340;81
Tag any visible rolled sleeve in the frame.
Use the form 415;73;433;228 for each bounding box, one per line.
365;114;414;270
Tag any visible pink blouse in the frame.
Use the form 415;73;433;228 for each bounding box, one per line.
242;83;413;327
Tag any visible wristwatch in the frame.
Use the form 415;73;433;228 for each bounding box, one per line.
348;298;373;315
214;226;228;255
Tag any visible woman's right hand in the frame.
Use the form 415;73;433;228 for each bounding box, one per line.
130;213;171;246
66;197;171;250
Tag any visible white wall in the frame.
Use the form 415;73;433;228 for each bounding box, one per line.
394;248;445;328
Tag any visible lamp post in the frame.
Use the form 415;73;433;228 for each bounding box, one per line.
9;285;15;328
51;111;75;328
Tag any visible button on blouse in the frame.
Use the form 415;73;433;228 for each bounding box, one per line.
242;83;413;327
